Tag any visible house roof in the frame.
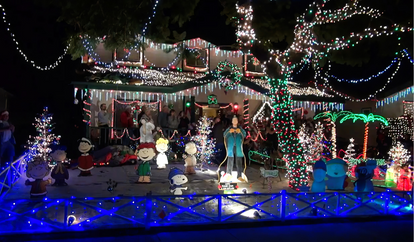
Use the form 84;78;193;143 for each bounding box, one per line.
0;88;13;97
72;74;345;103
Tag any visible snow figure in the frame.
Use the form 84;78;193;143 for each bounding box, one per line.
385;161;397;188
311;159;326;193
77;138;94;176
223;116;247;182
135;143;156;184
343;138;356;162
397;164;412;191
389;142;410;167
156;137;169;169
326;158;349;191
25;158;52;198
50;150;69;186
168;167;188;195
354;160;377;192
183;142;197;175
191;116;216;170
140;111;155;143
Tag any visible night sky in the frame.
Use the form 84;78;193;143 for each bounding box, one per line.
0;0;412;156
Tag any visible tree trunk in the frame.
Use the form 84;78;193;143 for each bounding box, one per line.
331;122;337;158
270;75;309;191
363;122;369;159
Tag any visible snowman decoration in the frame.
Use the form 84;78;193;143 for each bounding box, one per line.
183;142;197;175
156;137;169;169
168;167;188;195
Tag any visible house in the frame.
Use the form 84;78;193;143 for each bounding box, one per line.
72;38;345;140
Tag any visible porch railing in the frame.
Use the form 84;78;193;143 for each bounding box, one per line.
0;190;411;235
0;155;27;199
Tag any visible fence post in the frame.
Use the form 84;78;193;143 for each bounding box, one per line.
336;193;340;216
281;190;286;222
217;194;222;222
384;190;390;215
64;200;68;228
7;163;12;188
145;192;152;230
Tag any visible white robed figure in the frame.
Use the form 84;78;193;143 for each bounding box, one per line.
140;108;155;143
156;137;169;169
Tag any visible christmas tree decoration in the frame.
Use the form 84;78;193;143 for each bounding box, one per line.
343;138;357;162
340;113;388;159
388;142;411;166
26;107;61;163
191;117;216;170
314;111;352;158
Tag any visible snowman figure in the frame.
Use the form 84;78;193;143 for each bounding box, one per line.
156;137;169;169
168;167;188;195
183;142;197;175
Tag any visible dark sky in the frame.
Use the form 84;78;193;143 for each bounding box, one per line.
0;0;412;154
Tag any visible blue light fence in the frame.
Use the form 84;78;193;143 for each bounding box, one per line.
0;155;27;199
0;190;411;235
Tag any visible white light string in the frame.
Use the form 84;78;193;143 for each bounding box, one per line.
1;4;69;70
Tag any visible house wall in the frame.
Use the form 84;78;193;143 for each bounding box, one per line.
377;95;413;118
88;88;265;127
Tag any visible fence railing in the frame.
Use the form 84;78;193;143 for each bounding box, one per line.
0;190;411;235
0;155;27;199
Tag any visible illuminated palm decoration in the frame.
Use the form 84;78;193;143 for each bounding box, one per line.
314;111;351;158
340;113;389;159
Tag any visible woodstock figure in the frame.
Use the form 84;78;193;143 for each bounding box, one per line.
311;159;326;193
77;138;94;176
183;142;197;175
325;158;350;191
169;167;188;195
25;158;52;198
136;143;156;183
156;137;169;169
51;150;69;186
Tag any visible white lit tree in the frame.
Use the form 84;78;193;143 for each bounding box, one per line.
388;142;410;166
343;138;356;162
27;107;61;163
298;122;323;163
191;116;216;170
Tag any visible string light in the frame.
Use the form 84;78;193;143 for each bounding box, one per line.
324;57;399;83
191;116;216;169
0;4;69;70
376;86;414;107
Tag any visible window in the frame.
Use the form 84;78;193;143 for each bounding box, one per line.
115;48;141;62
246;55;264;73
185;48;208;68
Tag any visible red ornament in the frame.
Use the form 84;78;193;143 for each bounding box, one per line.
304;110;308;115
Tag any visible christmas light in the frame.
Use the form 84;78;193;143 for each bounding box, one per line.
0;4;69;70
380;116;413;145
343;138;356;162
324;57;399;83
340;113;388;159
26;107;61;163
191;116;216;170
313;111;351;158
376;86;414;107
389;142;411;166
298;122;324;164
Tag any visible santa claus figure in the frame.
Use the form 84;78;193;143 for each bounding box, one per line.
77;138;94;176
